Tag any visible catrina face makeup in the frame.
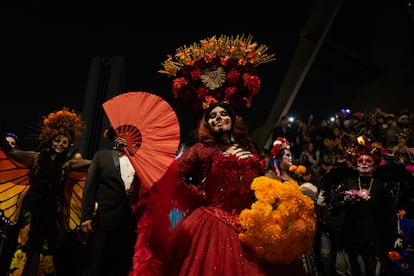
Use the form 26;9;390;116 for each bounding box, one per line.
280;148;293;170
208;106;232;133
356;154;374;175
51;134;70;153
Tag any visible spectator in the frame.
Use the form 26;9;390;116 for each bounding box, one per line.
383;114;400;151
299;141;320;170
272;115;296;149
392;132;414;166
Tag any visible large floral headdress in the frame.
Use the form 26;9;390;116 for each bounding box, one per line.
343;135;387;166
159;34;276;116
39;107;84;145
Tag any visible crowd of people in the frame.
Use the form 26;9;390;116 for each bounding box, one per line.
266;106;414;275
0;33;413;276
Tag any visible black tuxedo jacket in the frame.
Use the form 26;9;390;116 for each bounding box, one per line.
80;149;136;231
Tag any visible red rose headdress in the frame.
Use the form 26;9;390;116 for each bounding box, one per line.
271;137;290;158
159;34;276;117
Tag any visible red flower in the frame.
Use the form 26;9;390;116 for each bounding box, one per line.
190;69;202;80
224;87;236;97
243;74;261;95
196;87;209;99
159;34;276;116
227;70;240;84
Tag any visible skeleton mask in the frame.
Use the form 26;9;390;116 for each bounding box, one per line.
356;154;374;174
207;106;232;133
280;148;293;170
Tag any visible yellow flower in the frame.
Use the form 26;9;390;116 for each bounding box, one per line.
239;176;316;264
39;254;55;274
159;34;276;77
9;249;27;271
17;224;30;246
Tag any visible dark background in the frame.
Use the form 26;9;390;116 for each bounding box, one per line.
2;1;413;152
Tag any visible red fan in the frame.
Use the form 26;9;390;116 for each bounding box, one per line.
103;91;180;189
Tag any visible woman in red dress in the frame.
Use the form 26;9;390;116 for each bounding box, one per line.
132;103;307;276
130;34;310;276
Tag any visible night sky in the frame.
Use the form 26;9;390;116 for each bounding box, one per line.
1;4;338;150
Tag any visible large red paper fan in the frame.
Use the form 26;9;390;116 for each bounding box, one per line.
103;91;180;189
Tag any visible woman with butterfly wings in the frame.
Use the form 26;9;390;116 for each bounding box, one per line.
0;107;91;276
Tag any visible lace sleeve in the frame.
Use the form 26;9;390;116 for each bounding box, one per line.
176;143;218;186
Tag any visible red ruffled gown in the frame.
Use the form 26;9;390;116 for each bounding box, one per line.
131;143;306;276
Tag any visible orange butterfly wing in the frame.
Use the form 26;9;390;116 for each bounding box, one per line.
63;168;88;231
0;149;88;232
0;150;30;224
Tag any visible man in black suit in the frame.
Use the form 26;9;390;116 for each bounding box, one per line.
80;127;141;276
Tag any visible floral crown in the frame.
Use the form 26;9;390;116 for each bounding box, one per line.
271;137;290;158
159;34;276;116
39;107;84;144
343;135;387;165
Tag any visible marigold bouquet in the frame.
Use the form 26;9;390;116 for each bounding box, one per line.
239;176;316;264
159;34;276;116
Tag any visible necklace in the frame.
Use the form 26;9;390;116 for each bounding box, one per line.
357;177;374;200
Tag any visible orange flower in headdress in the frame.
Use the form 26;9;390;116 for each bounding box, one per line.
39;107;84;144
159;34;276;117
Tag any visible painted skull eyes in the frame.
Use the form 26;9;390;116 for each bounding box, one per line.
357;155;374;166
52;135;69;149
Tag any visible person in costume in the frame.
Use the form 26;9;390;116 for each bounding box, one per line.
80;126;142;276
161;102;310;275
5;132;18;149
0;107;91;275
319;136;397;275
266;136;320;275
0;132;18;275
169;102;305;275
130;34;317;276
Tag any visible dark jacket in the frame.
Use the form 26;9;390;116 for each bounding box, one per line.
81;149;137;231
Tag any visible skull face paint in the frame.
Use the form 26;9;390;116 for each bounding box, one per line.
280;148;293;170
207;106;232;133
51;134;69;154
356;154;375;175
